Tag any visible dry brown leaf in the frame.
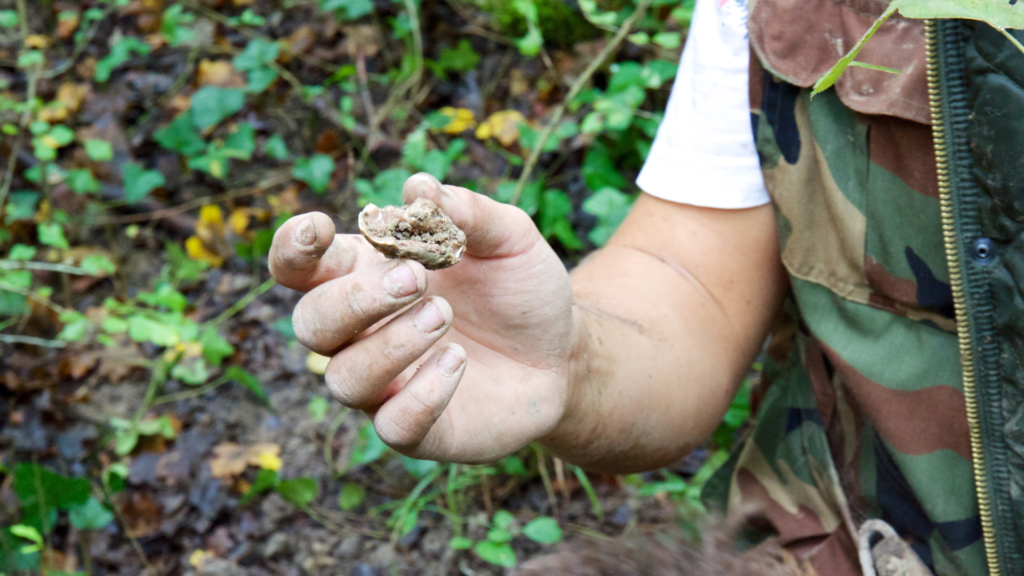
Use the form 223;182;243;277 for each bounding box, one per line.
197;59;245;88
25;35;51;49
57;82;89;113
66;352;100;380
510;70;529;97
268;186;302;215
76;57;98;79
144;33;167;50
57;12;80;39
345;25;381;57
210;443;249;479
121;492;163;538
288;25;317;54
315;129;341;154
169;94;192;114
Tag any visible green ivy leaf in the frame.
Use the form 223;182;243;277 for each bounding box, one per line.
350;422;388;465
84;139;114;162
58;311;92;341
81;254;116;275
95;37;151;82
522;517;562;544
68;497;114;530
581;187;634;247
13;463;91;512
277;477;319;507
128;315;179;347
338;483;366;511
0;9;18;27
9;244;36;261
240;469;279;504
137;283;187;312
67;169;100;194
171;357;211;385
234;38;280;71
264;135;289;160
122;162;166;203
400;456;439;479
308;396;329;422
102;316;128;334
320;0;374;20
226;365;269;405
292;154;336;194
190;87;245;130
436;39;480;76
449;537;473;550
200;329;234;367
473;540;517;568
38;222;70;249
154;113;205;156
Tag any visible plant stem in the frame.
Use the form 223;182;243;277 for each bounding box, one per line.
150;374;230;407
0;333;66;348
510;0;652;205
0;0;39;214
0;260;98;275
533;443;558;515
206;277;276;326
130;359;173;425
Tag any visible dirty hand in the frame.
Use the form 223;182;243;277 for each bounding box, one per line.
269;173;576;463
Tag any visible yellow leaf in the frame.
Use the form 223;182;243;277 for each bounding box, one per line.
39;135;61;150
437;107;476;134
189;549;213;569
247;443;284;471
475;110;526;147
306;351;330;375
196;205;225;244
25;35;50;49
185;236;224;268
228;208;251;236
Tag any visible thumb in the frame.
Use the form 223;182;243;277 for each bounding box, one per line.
402;172;541;259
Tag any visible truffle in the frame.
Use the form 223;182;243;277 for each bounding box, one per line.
358;198;467;270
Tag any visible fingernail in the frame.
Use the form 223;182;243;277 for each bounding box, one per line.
437;348;463;376
383;263;418;298
414;300;446;333
294;216;316;246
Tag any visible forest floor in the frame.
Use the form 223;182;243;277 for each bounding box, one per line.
0;0;751;574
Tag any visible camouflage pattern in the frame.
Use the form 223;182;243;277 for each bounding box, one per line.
701;58;986;576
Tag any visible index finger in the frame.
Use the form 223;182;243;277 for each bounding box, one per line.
269;212;385;293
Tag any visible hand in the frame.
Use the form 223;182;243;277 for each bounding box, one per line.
269;173;576;463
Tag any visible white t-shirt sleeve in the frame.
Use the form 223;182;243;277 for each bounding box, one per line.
636;0;769;209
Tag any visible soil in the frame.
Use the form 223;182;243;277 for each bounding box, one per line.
358;199;468;270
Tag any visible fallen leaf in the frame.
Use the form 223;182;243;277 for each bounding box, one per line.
197;59;245;88
510;69;529;97
66;352;100;379
267;185;302;215
287;25;317;55
144;32;167;50
476;110;527;147
228;208;250;236
186;236;224;268
437;107;477;134
196;205;225;243
120;491;163;538
345;25;381;57
247;443;282;471
57;82;89;113
210;443;250;479
189;549;214;569
57;11;80;39
306;351;329;375
168;93;192;114
25;35;51;49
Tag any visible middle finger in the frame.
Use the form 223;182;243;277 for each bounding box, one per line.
292;259;427;355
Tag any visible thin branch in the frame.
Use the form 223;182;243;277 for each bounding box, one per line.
0;0;38;213
510;0;652;205
0;333;67;348
150;374;230;407
0;260;97;275
206;277;277;327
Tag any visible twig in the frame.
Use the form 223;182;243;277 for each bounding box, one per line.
150;374;230;407
205;277;277;326
88;169;291;226
404;0;425;95
0;280;72;315
324;407;351;474
0;333;67;348
0;0;38;213
0;260;98;275
510;0;652;205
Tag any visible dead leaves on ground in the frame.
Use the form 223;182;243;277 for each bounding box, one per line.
209;442;282;481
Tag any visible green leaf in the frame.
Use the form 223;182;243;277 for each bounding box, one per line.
222;122;256;160
68;497;114;530
13;463;91;511
234;38;280;71
95;37;151;82
338;483;366;511
240;9;266;25
128;315;179;346
0;9;18;27
114;430;139;456
473;540;517;567
437;39;480;74
5;191;40;223
122;162;165;203
245;67;278;93
226;365;269;404
522;517;562;544
199;329;234;367
18;50;44;69
10;525;42;546
652;31;682;49
355;168;411;207
499;455;528;476
38;222;70;249
848;61;902;74
190;87;245;130
486;528;513;543
320;0;374;20
102;316;128;334
308;396;329;422
84;139;114;162
449;537;473;550
138;283;187;312
400;456;439;479
540;189;582;250
812;5;899;95
264;135;289;160
350;422;389;465
277;477;319;507
171;357;211;385
58;311;92;341
582;187;634;247
9;244;36;261
492;510;515;530
81;254;116;275
240;469;278;504
154;113;205;156
48;125;75;147
67;169;100;194
292;154;336;194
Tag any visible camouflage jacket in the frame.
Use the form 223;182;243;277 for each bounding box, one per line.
701;2;1024;575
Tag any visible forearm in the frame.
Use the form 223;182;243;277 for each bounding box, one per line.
539;198;786;473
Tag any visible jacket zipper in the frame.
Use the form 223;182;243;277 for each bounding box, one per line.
924;19;1000;576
